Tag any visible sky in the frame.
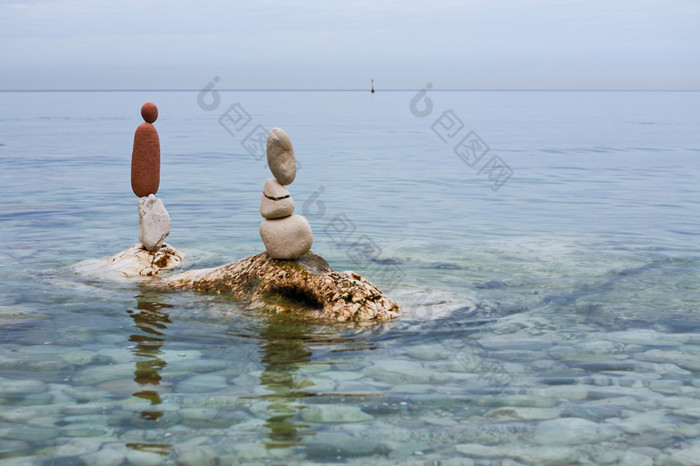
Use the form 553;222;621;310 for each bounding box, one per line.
1;0;698;90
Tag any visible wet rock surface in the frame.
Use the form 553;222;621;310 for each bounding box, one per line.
163;252;401;322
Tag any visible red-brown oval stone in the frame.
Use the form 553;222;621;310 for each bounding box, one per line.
131;122;160;197
141;102;158;123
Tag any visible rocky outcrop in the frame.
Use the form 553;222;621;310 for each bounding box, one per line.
74;243;183;279
163;252;401;322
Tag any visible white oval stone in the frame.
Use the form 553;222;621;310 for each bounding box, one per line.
260;214;312;259
266;128;296;185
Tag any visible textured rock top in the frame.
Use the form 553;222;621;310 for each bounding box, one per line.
164;252;401;322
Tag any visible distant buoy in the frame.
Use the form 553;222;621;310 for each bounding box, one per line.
371;78;375;93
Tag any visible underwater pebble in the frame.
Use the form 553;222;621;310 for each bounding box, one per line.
231;371;261;387
0;378;46;395
235;442;269;460
228;417;266;432
301;405;373;423
176;374;228;393
63;402;111;416
670;444;700;466
165;359;229;375
619;450;654;466
604;329;688;346
0;353;73;373
1;405;63;424
176;445;217;465
97;334;128;345
436;459;474;466
405;344;452;361
81;444;127;466
73;363;135;385
64;385;110;402
479;336;552;351
388;384;431;394
635;349;700;372
51;438;102;457
26;416;60;428
0;439;32;458
125;448;165;466
616;409;669;434
296;363;332;375
246;400;274;420
511;446;581;465
298;377;336;394
363;359;432;384
305;433;386;458
97;378;143;395
161;349;202;360
649;379;684;395
335;381;376;394
423;415;458;426
534;417;621;445
2;427;58;442
95;348;135;364
321;370;364;381
484;407;561;421
455;443;501;458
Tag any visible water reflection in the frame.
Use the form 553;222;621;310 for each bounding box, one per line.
258;317;315;449
126;293;173;422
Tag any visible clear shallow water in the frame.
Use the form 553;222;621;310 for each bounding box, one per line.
1;89;700;464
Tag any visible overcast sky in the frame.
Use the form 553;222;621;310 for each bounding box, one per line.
1;0;698;90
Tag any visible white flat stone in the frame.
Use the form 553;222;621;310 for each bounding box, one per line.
533;417;621;445
259;214;312;259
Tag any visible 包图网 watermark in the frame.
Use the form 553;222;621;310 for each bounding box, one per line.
198;77;303;169
300;186;406;293
409;83;513;191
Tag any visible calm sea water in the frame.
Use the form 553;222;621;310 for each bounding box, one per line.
1;89;700;464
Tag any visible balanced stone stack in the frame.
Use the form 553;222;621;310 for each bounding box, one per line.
131;102;171;252
259;128;313;259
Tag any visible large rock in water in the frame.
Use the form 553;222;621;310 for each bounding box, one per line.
163;252;401;322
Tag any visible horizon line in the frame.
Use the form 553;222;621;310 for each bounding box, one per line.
1;88;699;93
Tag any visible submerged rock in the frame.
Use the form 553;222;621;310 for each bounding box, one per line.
163;252;400;322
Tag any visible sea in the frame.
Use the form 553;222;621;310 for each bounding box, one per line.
1;88;699;464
